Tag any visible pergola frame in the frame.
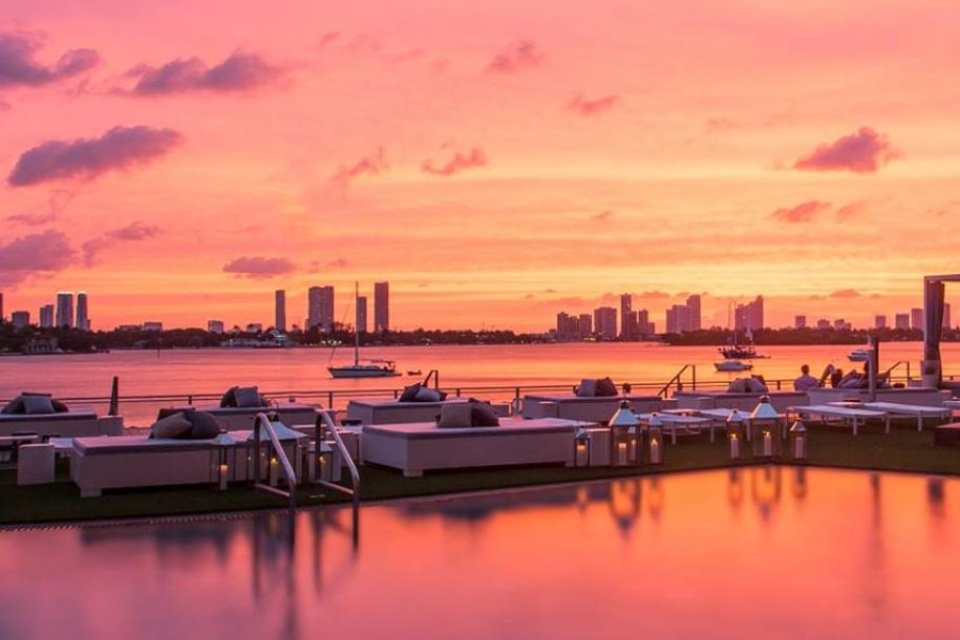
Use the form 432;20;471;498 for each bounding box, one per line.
922;274;960;387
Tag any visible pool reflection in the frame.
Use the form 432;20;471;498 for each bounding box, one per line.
0;468;958;639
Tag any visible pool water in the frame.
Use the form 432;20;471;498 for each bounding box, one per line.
0;468;957;639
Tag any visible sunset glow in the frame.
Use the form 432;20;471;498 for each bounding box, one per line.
2;1;958;331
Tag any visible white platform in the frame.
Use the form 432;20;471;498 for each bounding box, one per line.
345;398;510;425
521;395;664;422
162;403;318;430
0;410;123;438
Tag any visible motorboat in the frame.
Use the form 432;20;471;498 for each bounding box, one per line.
714;360;754;372
847;348;872;363
718;344;768;360
327;282;402;379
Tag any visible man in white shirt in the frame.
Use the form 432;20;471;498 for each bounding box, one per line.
793;364;820;391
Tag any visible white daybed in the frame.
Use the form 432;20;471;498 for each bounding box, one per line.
674;390;808;412
0;409;123;438
161;402;318;430
361;416;589;477
521;395;665;422
346;398;510;425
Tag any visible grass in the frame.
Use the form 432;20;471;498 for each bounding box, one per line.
2;418;959;527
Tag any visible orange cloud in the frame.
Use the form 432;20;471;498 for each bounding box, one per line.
771;200;831;223
331;148;387;185
829;289;862;298
793;127;899;173
223;256;296;278
421;148;488;176
567;94;619;116
487;40;544;73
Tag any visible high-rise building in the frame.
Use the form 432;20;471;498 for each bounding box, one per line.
357;296;368;333
307;285;335;332
944;303;952;329
637;309;652;336
619;294;634;340
816;318;831;330
556;312;578;341
834;318;851;330
143;321;163;331
275;290;286;332
76;291;89;331
895;313;910;330
577;313;593;339
910;308;924;330
208;320;225;334
795;315;807;329
686;294;702;331
11;310;29;329
734;296;764;332
875;315;887;329
594;307;617;340
374;282;390;332
56;292;74;328
666;304;695;333
39;304;54;328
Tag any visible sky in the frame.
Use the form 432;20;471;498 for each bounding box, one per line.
1;0;958;332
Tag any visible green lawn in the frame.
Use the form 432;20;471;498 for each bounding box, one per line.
2;419;958;527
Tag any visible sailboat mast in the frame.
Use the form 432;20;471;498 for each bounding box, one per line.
354;281;360;366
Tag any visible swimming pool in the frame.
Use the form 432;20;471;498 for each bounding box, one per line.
0;468;957;639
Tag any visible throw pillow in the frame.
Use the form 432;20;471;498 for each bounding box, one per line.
234;386;262;408
398;383;421;402
219;386;239;408
51;399;70;413
470;402;500;427
23;394;56;415
1;397;25;414
183;410;225;439
595;377;618;397
414;386;443;402
149;412;194;439
438;402;473;428
576;379;597;398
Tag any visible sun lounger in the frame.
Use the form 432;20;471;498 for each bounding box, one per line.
636;412;715;444
674;390;807;412
361;417;589;477
521;395;663;422
160;402;318;430
853;402;950;431
345;398;510;425
787;404;890;436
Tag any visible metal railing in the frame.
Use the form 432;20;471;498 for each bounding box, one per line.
313;411;360;547
658;364;696;398
252;412;298;510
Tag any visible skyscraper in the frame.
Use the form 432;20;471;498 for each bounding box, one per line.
307;285;335;332
11;310;29;329
357;296;368;333
619;294;635;340
374;282;389;332
275;290;286;332
734;296;764;332
56;292;74;329
686;294;702;331
39;304;54;328
594;306;617;340
911;308;924;330
76;291;89;331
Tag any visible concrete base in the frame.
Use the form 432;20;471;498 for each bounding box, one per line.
17;443;56;485
933;423;960;447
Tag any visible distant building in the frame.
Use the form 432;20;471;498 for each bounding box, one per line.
594;307;617;340
208;320;225;334
56;291;74;329
833;318;851;330
795;315;807;329
39;304;54;328
307;285;335;332
911;308;924;330
637;309;653;336
734;296;764;331
577;313;593;339
143;321;163;332
895;313;910;330
275;290;286;332
357;296;368;333
619;294;635;340
686;294;702;331
665;304;695;333
11;310;29;329
556;312;579;341
76;291;89;331
944;303;952;329
875;315;887;329
246;323;263;333
816;318;831;330
374;282;390;332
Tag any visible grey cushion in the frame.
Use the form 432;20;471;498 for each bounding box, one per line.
219;386;239;408
1;397;25;414
183;411;224;439
23;394;56;415
470;402;500;427
149;412;194;439
414;386;443;402
51;399;70;412
437;403;473;428
399;384;421;402
576;379;597;397
234;386;262;408
595;377;618;397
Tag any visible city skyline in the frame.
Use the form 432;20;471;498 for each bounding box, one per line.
1;2;958;331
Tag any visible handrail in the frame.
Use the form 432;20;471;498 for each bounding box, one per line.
314;411;360;547
658;364;695;398
422;369;440;389
253;412;298;510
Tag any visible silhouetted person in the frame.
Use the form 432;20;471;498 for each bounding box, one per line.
793;364;819;391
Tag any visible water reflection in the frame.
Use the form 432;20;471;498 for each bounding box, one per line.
2;469;960;640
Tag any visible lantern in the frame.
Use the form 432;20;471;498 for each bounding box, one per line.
573;427;592;467
608;401;641;466
789;420;807;461
214;431;232;491
646;413;664;465
748;396;783;459
726;409;745;461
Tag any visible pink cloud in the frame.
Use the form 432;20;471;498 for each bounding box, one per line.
836;201;867;221
829;289;862;298
6;211;55;226
8;125;183;187
0;230;75;287
567;94;619;116
223;256;295;278
0;32;99;88
640;290;670;299
590;210;614;222
793;127;899;173
487;40;544;73
126;52;287;95
421;148;488;176
332;148;387;185
81;221;161;266
771;200;831;223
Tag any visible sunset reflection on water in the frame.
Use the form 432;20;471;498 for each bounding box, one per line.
0;468;957;639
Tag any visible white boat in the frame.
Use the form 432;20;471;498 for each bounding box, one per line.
714;360;753;372
327;283;401;379
847;348;871;362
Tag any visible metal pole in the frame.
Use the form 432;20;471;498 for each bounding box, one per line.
108;376;119;416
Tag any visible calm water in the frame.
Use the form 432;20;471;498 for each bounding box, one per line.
0;468;956;639
1;341;955;425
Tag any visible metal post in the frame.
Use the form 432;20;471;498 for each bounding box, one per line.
108;376;119;417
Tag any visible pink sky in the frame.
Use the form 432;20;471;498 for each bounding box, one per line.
2;0;958;331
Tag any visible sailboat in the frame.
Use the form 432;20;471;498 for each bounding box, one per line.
327;283;401;379
718;305;768;360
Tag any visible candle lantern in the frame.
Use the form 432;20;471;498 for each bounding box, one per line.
748;396;783;460
726;409;745;461
214;432;232;491
608;401;641;466
789;420;807;462
573;427;592;467
646;413;664;465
